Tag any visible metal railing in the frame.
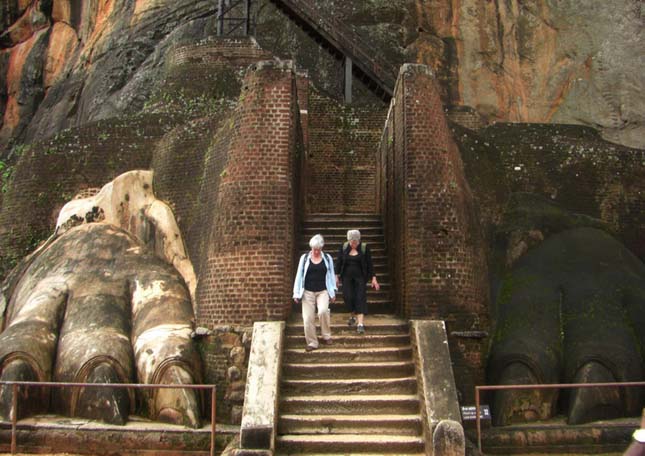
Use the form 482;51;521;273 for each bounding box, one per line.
217;0;254;36
475;381;645;452
271;0;397;95
0;380;217;455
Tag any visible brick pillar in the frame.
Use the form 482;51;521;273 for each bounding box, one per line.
295;70;309;154
389;64;489;399
196;60;298;327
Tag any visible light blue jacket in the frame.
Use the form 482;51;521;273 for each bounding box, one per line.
293;251;337;299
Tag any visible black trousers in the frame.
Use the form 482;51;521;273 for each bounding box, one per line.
342;275;367;314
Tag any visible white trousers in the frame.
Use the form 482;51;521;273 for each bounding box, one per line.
301;290;331;348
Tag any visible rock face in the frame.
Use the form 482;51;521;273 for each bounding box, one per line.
405;0;645;148
0;0;219;147
1;0;643;151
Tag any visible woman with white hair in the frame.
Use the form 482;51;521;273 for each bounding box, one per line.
335;229;380;334
293;234;336;351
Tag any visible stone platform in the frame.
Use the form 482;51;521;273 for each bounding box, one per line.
0;415;239;455
472;415;639;454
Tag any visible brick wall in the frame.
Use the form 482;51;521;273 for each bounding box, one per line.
164;37;273;102
455;123;645;262
305;90;387;214
153;42;305;423
195;60;300;327
0;114;172;277
379;64;489;399
447;105;485;131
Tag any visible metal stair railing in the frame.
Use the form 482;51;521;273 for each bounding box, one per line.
217;0;254;36
269;0;397;99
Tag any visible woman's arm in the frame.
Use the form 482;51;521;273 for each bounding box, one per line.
293;254;306;301
365;244;380;290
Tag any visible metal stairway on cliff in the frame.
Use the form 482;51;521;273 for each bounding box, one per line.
216;0;396;102
268;0;396;102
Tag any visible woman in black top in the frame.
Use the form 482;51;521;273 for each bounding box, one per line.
335;229;379;334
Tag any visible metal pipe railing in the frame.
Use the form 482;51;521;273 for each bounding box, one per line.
475;381;645;452
0;380;217;456
272;0;397;90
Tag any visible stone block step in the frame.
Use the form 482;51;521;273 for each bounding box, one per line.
275;433;425;454
327;304;394;315
302;224;383;234
303;213;381;223
283;346;413;363
296;247;388;261
282;361;415;379
281;376;417;396
337;281;391;290
332;292;391;302
279;395;421;415
284;333;410;348
278;413;423;436
296;247;387;258
298;233;384;244
285;322;408;336
280;454;424;456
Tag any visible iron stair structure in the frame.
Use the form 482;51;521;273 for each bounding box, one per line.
215;0;396;102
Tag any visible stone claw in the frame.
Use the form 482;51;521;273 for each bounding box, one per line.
492;362;557;426
567;361;622;425
74;362;130;425
0;358;42;421
154;365;201;428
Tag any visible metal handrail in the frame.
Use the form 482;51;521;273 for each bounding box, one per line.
0;380;217;456
272;0;397;91
475;381;645;452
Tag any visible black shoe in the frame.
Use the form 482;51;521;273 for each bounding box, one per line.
348;316;357;326
357;324;365;334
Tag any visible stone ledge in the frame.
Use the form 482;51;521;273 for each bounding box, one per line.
239;321;284;452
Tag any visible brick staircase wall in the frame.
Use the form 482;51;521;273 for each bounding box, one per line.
304;89;387;214
194;60;301;327
0;113;173;277
379;64;490;400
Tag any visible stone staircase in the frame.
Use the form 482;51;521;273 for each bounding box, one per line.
276;313;425;455
297;213;392;314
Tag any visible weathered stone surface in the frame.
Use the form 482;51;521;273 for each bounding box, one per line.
411;320;462;436
488;226;645;425
56;170;197;305
0;222;202;426
433;419;466;456
0;0;641;150
407;0;645;148
240;321;284;451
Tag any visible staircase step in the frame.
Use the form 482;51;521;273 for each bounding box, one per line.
278;414;423;436
298;233;385;244
283;346;413;363
302;226;383;236
277;454;424;456
276;433;425;454
332;293;392;302
285;333;411;348
284;361;415;379
285;322;408;336
281;376;417;395
303;213;381;223
280;394;421;415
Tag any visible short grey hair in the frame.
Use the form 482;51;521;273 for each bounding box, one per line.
347;230;361;242
309;234;325;250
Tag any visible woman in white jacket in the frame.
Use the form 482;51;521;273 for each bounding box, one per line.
293;234;337;351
